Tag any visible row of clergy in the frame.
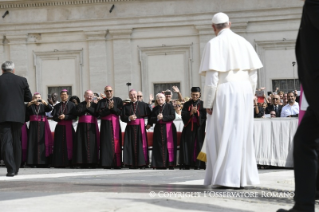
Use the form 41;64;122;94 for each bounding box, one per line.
21;86;207;169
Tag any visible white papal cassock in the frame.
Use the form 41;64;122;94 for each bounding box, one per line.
200;27;263;187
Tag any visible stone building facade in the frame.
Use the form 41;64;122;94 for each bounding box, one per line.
0;0;304;100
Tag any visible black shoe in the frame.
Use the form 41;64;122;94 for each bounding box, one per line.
113;166;121;169
14;172;18;175
169;167;174;170
194;167;200;170
6;173;14;177
183;166;190;170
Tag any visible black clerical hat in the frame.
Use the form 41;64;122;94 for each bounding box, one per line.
191;87;201;92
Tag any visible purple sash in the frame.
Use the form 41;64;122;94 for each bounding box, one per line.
101;114;121;166
30;115;53;157
21;123;28;162
57;120;73;160
298;85;306;125
78;115;100;153
127;118;148;163
159;120;174;162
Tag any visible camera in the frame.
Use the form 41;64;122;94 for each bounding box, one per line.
126;82;131;86
165;92;171;95
37;100;42;102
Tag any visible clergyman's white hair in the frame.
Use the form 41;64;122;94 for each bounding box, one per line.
156;93;165;99
1;61;15;72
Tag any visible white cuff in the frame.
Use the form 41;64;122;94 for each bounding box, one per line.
203;85;217;109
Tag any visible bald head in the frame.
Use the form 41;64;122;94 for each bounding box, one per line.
84;90;94;102
104;86;113;98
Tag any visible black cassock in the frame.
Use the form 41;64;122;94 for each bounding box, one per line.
121;101;151;167
52;101;76;167
26;103;52;165
96;97;122;168
149;103;177;168
73;101;99;166
179;100;206;169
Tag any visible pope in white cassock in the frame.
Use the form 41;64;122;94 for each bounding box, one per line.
200;12;263;188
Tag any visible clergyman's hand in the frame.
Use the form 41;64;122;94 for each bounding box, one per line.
206;109;213;115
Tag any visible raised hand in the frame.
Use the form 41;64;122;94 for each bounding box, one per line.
172;86;180;93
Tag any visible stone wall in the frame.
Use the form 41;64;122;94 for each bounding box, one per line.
0;0;304;99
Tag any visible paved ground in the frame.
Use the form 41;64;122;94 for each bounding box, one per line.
0;166;317;212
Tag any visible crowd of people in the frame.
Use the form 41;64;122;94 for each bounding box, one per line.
0;85;207;171
254;88;300;118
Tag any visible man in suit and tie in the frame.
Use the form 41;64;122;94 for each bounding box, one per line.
277;0;319;212
0;61;32;177
265;94;282;117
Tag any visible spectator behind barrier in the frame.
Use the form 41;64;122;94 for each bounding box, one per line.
174;101;182;120
254;97;264;118
265;94;283;117
280;91;299;117
270;110;277;118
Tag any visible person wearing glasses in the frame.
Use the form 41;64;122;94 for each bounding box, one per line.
265;94;283;117
269;110;277;118
96;86;123;169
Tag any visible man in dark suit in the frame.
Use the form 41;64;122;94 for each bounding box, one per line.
0;61;32;177
265;94;282;117
277;1;319;212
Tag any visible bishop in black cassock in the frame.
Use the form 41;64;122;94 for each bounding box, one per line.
97;86;122;168
26;93;53;166
52;89;77;167
179;87;206;170
73;90;99;167
148;93;177;169
121;89;151;168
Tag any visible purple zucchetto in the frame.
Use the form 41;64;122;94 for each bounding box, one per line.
60;89;68;94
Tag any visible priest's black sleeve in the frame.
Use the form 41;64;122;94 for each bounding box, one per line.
64;104;77;120
120;106;130;123
181;102;192;125
44;104;53;112
162;105;175;122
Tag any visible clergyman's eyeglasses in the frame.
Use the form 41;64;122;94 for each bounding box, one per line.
272;98;279;100
105;90;112;93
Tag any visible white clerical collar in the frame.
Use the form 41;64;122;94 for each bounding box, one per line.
218;28;230;36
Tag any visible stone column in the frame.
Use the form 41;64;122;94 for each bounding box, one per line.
109;29;133;98
85;31;108;93
7;34;28;77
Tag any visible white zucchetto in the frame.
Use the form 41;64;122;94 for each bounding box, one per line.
212;12;229;24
